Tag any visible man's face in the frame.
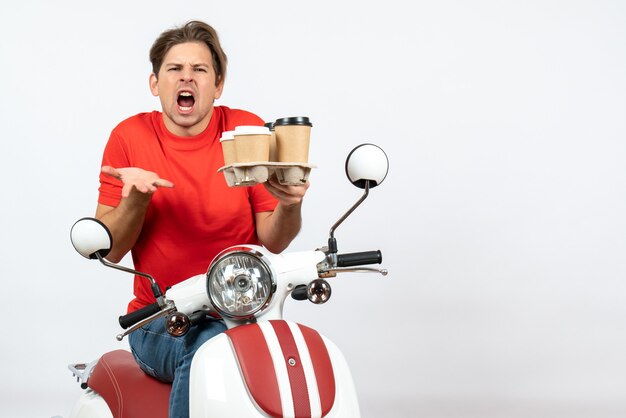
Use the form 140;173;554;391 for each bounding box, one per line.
150;41;223;137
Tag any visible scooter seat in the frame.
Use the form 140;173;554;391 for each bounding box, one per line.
89;349;170;418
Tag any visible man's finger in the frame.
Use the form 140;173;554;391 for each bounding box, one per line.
101;165;121;179
153;179;175;188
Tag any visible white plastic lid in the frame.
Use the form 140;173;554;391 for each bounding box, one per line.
220;130;235;142
234;125;271;136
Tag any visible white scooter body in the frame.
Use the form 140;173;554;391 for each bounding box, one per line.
69;250;362;418
176;248;361;417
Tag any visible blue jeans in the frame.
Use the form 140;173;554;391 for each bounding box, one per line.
128;316;227;418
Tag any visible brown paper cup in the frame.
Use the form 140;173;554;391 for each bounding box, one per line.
264;122;278;162
269;130;278;162
233;126;271;163
220;131;237;166
274;117;312;163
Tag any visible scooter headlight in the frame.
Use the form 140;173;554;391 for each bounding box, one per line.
207;247;275;319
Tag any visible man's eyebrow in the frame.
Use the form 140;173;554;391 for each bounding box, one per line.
164;62;210;67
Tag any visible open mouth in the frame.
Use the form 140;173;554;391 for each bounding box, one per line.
177;91;195;111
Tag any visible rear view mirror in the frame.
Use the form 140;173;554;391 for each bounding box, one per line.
345;143;389;189
70;217;112;259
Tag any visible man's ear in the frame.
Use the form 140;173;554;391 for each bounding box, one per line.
214;80;224;100
149;73;159;97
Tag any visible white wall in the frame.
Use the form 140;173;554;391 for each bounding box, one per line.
1;1;625;417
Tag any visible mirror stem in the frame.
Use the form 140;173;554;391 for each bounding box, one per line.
95;252;164;303
328;180;370;253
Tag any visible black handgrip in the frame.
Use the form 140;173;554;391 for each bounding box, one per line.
336;250;382;267
119;302;161;329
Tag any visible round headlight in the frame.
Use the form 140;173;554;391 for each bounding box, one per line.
207;248;275;319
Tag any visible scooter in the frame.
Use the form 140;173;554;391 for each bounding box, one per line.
66;144;389;418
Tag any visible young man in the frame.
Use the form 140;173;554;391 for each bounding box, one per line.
95;20;308;418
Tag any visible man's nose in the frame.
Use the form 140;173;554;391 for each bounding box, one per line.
180;67;194;81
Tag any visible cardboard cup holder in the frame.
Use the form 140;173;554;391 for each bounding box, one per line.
218;162;315;187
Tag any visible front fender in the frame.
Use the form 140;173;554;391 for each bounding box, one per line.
189;320;360;418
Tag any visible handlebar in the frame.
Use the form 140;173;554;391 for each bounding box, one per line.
119;302;161;329
336;250;382;267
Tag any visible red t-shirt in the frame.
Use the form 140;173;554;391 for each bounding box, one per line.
98;107;278;312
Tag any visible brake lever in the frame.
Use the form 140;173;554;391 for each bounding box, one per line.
115;307;176;341
319;267;388;278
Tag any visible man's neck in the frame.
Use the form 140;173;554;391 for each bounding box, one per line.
162;109;214;137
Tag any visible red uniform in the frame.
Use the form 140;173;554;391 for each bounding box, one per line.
98;107;278;312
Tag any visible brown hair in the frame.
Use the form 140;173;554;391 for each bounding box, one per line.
149;20;228;85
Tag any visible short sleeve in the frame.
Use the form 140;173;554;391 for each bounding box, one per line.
97;131;127;207
248;184;279;213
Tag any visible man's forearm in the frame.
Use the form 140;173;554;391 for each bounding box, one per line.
256;202;302;254
95;191;151;263
95;166;173;262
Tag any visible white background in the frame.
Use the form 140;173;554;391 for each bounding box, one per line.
1;1;625;417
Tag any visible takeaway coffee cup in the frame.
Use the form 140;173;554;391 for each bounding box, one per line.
274;116;312;163
233;126;271;163
219;130;237;166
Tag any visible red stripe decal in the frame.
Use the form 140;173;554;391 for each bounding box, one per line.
271;320;312;417
226;325;282;417
299;324;336;416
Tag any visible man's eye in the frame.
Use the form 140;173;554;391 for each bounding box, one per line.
168;67;180;71
195;68;207;72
